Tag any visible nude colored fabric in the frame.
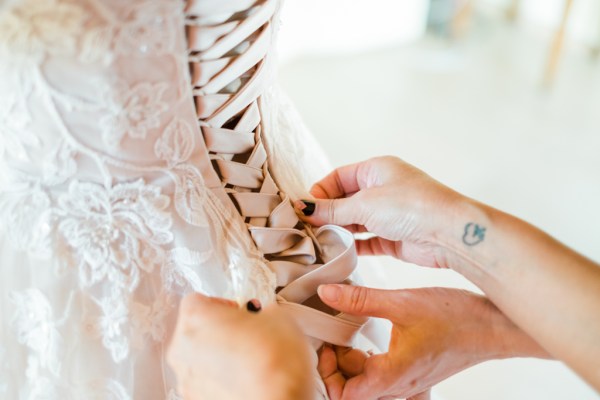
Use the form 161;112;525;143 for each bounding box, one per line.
187;0;368;356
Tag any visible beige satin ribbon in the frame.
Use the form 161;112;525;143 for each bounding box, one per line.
186;0;367;354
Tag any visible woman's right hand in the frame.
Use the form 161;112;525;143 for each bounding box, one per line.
296;156;467;269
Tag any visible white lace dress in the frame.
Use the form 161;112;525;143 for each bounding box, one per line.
0;0;348;398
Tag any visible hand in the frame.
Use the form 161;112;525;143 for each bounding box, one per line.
316;284;550;400
296;156;465;269
302;156;600;391
167;295;314;400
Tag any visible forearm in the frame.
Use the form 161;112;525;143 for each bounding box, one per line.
482;295;551;360
455;291;550;366
441;198;600;389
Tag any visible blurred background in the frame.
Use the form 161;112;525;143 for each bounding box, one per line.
276;0;600;399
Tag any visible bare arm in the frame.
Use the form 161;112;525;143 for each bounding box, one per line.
316;286;551;400
301;155;600;391
443;199;600;387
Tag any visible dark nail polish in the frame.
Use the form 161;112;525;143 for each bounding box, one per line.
301;200;315;216
246;299;261;312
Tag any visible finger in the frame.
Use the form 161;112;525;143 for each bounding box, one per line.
317;284;395;319
407;389;432;400
343;224;368;234
310;162;365;199
340;354;388;400
356;237;400;257
318;346;346;400
334;346;368;377
298;197;366;227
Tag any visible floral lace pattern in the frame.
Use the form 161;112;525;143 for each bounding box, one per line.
94;297;131;362
10;289;64;377
0;184;53;257
0;0;86;59
154;118;196;168
57;179;173;291
0;0;277;398
100;81;169;149
131;291;173;345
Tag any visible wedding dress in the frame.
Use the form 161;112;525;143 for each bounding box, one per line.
0;0;376;398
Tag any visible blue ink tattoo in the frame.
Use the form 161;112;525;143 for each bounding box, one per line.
463;223;486;246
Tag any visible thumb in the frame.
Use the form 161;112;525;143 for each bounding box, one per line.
317;284;395;319
340;354;389;400
296;197;365;227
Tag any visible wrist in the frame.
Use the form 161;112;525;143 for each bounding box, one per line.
474;295;551;360
451;292;505;364
433;195;497;283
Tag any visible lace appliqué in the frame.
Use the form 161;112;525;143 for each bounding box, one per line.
57;179;173;292
113;2;178;57
10;289;63;377
0;61;37;164
87;291;174;363
0;101;38;162
0;0;279;397
131;292;173;345
154;118;195;168
0;0;178;63
0;184;53;258
101;81;169;149
0;0;87;60
90;297;130;363
161;247;212;295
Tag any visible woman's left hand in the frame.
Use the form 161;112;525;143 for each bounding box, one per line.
167;294;314;400
317;285;550;400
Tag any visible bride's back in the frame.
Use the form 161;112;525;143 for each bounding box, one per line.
0;1;274;397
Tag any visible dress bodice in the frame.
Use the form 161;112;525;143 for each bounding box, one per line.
0;1;276;398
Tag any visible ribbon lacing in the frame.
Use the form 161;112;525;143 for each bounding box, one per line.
185;0;367;349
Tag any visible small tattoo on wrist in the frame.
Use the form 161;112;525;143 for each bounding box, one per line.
463;222;486;246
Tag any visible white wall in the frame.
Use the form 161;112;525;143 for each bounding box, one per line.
278;0;600;63
277;0;429;62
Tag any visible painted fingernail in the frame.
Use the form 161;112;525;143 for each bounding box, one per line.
318;284;341;303
299;200;315;216
246;299;262;312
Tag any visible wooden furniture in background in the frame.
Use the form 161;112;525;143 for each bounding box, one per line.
543;0;575;86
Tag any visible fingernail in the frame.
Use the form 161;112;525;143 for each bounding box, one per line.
318;284;341;303
246;299;262;312
299;200;315;216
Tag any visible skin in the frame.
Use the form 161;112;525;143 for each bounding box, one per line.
315;286;550;400
168;287;545;400
166;294;314;400
302;156;600;397
168;155;600;399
